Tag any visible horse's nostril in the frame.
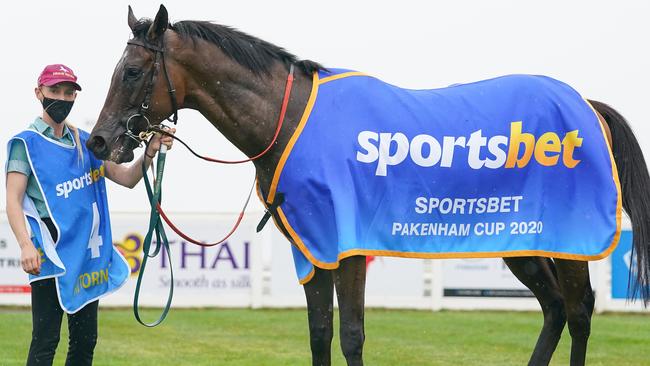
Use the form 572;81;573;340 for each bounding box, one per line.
87;135;108;158
92;136;106;150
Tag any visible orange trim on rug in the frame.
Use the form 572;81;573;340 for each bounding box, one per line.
319;71;367;85
278;202;621;275
267;72;320;204
298;268;316;285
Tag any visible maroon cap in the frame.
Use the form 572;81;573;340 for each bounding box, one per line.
37;64;82;91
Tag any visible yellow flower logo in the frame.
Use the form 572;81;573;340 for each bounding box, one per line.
114;233;144;276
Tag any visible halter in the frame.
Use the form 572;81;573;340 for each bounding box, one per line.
121;35;296;327
124;38;178;146
122;37;183;328
124;36;295;163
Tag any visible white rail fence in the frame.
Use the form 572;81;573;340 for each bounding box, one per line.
0;212;646;313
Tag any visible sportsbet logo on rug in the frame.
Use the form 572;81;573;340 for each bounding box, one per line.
55;164;105;198
356;121;583;176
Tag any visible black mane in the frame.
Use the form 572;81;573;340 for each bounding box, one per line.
132;19;324;76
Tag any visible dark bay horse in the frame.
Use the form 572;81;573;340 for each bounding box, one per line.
87;5;650;366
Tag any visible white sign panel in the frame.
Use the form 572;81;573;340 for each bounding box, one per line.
266;230;430;309
0;213;257;308
0;223;30;305
365;257;430;308
443;258;532;297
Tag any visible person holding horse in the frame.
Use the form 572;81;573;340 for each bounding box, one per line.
5;63;174;366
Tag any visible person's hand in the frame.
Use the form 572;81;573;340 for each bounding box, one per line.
146;127;176;158
20;242;41;275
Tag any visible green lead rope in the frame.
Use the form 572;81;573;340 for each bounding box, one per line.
133;144;175;327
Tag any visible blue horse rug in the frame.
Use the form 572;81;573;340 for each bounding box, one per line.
263;69;621;283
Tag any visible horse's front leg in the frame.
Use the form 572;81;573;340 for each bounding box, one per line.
304;266;334;366
334;256;367;366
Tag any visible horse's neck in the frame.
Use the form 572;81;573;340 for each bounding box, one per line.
183;60;314;193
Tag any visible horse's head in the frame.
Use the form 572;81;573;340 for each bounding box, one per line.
88;5;184;163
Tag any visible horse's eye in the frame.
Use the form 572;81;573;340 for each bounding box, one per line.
123;67;143;81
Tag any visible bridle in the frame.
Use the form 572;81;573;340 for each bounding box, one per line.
123;37;179;146
123;34;295;232
123;33;296;246
121;34;296;327
123;36;295;163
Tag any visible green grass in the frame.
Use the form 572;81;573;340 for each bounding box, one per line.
0;308;648;365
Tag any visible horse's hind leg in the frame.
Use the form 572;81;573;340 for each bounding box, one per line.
504;257;566;366
333;256;367;366
554;259;594;366
304;267;335;366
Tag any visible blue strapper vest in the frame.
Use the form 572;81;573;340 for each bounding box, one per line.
264;69;621;284
8;129;128;313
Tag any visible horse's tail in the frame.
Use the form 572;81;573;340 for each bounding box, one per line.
589;99;650;304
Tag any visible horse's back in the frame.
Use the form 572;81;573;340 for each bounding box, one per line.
316;69;592;132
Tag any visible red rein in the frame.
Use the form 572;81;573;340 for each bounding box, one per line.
186;68;295;164
154;66;295;246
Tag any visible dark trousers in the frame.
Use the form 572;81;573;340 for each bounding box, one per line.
27;218;98;366
27;279;98;366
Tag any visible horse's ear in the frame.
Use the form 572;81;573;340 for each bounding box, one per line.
127;5;137;32
147;4;169;42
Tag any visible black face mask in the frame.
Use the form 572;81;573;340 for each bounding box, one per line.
41;97;74;124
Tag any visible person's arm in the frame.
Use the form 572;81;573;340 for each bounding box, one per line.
105;129;175;188
6;172;41;275
104;151;153;189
